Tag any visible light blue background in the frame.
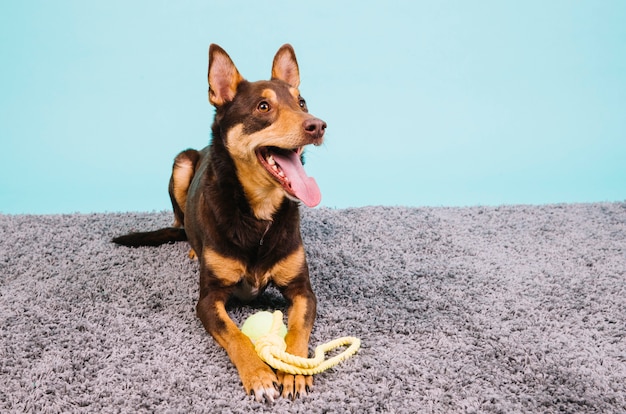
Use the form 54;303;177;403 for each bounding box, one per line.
1;1;625;214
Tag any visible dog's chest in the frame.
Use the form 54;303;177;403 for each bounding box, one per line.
232;271;271;302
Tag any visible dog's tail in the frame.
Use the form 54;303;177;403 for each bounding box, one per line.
112;227;187;247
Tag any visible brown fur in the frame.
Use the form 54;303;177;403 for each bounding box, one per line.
112;44;326;402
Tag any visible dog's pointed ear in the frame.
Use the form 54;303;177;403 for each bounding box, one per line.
208;44;243;107
271;44;300;88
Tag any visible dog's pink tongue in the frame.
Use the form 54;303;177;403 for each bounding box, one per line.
273;151;321;207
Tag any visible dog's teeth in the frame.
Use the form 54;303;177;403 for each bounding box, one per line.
267;156;275;165
272;165;279;172
278;170;285;177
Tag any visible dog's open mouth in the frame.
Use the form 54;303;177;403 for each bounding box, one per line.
256;146;321;207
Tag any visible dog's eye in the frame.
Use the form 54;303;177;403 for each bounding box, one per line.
257;101;271;112
299;98;306;109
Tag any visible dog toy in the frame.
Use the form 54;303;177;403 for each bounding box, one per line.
241;310;361;376
241;311;288;343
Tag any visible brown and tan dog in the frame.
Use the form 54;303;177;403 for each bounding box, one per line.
113;44;326;402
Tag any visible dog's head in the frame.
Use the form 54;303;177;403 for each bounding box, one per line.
207;44;326;218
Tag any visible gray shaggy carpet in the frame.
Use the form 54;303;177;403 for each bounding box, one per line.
1;203;625;413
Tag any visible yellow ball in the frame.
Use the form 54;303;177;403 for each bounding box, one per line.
241;311;287;344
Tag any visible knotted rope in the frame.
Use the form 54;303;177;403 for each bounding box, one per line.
252;311;361;376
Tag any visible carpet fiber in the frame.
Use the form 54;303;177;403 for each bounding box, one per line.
1;203;625;413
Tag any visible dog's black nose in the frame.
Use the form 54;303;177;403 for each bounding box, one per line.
303;118;327;140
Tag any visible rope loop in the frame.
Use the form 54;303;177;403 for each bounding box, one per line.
252;311;361;376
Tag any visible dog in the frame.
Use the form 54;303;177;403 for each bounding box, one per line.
112;44;326;402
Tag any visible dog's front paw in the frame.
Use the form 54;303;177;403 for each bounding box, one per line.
242;365;280;403
277;371;313;400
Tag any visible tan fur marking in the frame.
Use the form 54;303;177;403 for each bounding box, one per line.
203;248;245;285
213;303;245;346
270;246;306;287
278;289;314;398
261;88;277;101
171;156;195;218
225;106;314;163
225;106;316;220
288;87;300;100
225;124;292;220
210;301;278;398
284;295;312;356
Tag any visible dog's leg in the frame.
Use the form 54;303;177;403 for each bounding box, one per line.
196;257;280;403
272;247;317;399
278;284;316;399
168;149;200;227
197;287;279;402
